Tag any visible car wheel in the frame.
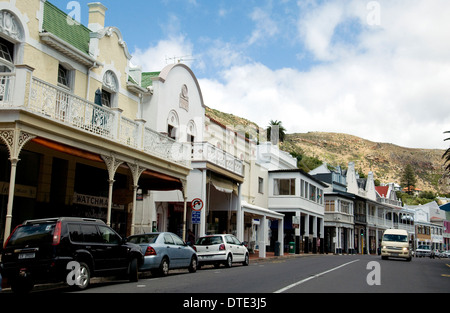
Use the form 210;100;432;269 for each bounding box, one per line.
159;257;170;276
71;262;91;291
128;258;139;282
242;253;249;266
225;254;232;268
189;256;197;273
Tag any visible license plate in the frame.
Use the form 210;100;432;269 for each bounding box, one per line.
18;253;35;260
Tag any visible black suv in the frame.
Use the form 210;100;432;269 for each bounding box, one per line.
1;217;143;293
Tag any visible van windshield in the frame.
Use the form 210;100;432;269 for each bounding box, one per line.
6;223;56;247
383;234;407;242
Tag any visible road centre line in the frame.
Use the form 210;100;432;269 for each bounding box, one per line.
273;259;360;293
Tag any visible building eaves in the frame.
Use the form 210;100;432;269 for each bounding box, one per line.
269;168;328;187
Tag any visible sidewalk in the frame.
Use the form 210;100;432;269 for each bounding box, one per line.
249;251;313;262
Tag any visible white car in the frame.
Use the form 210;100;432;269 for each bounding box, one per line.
194;234;249;268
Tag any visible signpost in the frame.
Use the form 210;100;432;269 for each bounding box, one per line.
191;198;203;225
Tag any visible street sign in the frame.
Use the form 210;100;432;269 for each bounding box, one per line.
192;211;201;224
191;198;203;211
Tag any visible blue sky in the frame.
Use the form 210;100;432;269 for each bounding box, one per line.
56;0;450;150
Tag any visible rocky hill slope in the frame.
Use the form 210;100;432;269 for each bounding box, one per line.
206;107;450;195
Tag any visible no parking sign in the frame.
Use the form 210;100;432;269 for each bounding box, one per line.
191;198;203;224
191;198;203;211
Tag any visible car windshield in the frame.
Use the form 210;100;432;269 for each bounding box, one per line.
6;222;56;247
383;234;407;242
195;236;223;245
418;245;430;250
127;234;159;244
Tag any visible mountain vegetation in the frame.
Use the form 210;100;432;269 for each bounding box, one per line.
206;107;450;196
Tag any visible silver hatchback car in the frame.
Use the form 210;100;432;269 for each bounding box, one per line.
194;234;249;268
127;232;198;276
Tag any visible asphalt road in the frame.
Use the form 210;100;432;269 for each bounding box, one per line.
73;254;449;294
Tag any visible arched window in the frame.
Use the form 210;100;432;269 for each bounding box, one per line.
187;120;197;143
101;70;118;108
0;10;25;73
167;110;179;140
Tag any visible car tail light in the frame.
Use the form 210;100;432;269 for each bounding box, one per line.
3;224;20;249
219;244;225;251
52;221;62;246
192;246;197;252
145;246;157;256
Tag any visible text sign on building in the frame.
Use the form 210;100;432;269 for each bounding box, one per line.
192;211;201;224
292;216;300;229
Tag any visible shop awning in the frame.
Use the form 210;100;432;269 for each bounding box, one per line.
32;137;103;162
140;169;183;191
32;137;183;191
207;173;238;195
241;201;284;220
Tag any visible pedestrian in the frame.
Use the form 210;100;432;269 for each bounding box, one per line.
188;229;195;246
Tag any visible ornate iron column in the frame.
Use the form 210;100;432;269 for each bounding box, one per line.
0;129;35;244
127;161;145;236
101;154;124;226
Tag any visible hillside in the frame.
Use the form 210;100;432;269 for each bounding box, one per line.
205;107;450;195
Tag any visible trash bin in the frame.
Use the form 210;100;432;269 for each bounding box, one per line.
289;241;296;254
274;242;281;256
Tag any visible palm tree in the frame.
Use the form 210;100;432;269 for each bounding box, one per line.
266;120;286;143
443;131;450;172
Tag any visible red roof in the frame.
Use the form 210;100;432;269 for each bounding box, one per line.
375;186;389;197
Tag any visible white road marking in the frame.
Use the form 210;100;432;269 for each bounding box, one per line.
273;259;360;293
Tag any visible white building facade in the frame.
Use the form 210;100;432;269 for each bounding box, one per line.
268;169;326;254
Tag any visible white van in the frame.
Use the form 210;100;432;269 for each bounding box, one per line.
381;229;412;261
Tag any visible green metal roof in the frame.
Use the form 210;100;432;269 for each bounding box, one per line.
141;72;160;88
42;1;91;55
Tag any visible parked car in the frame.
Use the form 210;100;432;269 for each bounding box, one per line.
432;249;446;258
1;217;143;293
127;232;197;276
415;245;432;257
443;251;450;258
194;234;249;268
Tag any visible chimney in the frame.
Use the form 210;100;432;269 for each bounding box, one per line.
88;2;107;32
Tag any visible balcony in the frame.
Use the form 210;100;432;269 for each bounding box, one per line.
0;68;190;167
191;142;244;177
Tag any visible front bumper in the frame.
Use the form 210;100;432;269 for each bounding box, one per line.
381;249;411;259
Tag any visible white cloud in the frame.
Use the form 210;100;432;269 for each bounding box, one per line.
131;35;194;72
199;0;450;149
248;7;279;45
129;0;450;150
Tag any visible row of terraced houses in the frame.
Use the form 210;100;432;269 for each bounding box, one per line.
0;1;448;258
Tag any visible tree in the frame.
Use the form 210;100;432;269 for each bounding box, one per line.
401;164;417;195
443;131;450;172
266;120;286;143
